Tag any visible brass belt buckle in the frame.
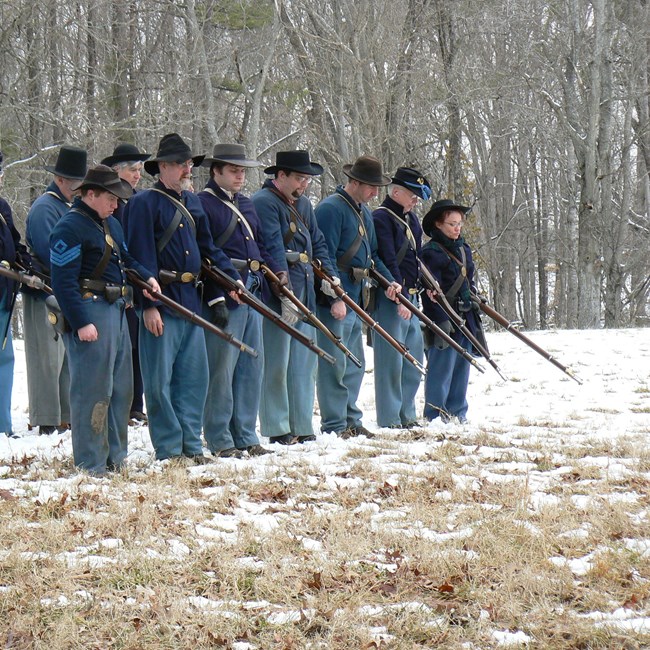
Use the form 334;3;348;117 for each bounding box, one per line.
180;272;195;283
408;288;418;295
121;286;128;297
249;260;260;272
299;253;309;264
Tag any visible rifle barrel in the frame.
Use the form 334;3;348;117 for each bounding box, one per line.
260;264;362;368
201;262;336;366
312;261;426;376
368;268;484;374
476;297;582;385
125;269;257;358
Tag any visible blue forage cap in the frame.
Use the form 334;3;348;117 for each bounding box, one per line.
391;167;432;200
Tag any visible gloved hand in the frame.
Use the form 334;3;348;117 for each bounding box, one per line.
433;320;453;350
320;276;341;299
271;270;290;298
280;297;300;326
211;300;230;328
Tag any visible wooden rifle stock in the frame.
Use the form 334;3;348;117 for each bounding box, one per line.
201;262;336;366
368;267;485;374
260;264;362;368
125;269;257;358
473;294;582;385
312;260;426;376
0;261;51;293
418;261;507;381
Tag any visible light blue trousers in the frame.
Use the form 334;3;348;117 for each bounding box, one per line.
259;307;317;439
203;294;263;452
423;335;471;421
22;293;70;426
315;306;365;434
139;313;208;460
0;309;14;433
64;299;131;475
372;292;424;427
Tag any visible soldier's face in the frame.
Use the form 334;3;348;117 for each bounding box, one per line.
119;163;143;189
159;160;194;192
393;186;418;211
215;164;246;193
86;189;119;219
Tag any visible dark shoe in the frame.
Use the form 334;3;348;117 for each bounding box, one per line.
403;420;421;429
129;411;148;424
351;425;375;439
4;431;19;439
269;434;298;445
245;444;274;456
337;428;354;440
38;425;57;436
186;454;213;465
214;447;243;458
57;422;70;433
297;435;316;444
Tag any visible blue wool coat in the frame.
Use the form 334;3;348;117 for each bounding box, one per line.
0;197;30;310
372;195;422;291
122;181;239;315
49;198;153;332
198;178;281;308
251;179;337;311
315;186;394;304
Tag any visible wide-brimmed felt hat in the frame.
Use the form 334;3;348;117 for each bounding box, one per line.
343;156;390;186
422;199;470;236
391;167;432;200
144;133;205;176
201;143;261;169
264;150;323;176
72;164;133;201
44;146;87;180
100;143;150;167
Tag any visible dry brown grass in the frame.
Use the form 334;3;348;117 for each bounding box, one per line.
1;425;650;649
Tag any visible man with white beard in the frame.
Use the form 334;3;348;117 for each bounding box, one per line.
122;134;241;463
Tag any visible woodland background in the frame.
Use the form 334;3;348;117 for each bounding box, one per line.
0;0;649;330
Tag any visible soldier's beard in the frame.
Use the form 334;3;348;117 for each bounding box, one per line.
180;177;193;191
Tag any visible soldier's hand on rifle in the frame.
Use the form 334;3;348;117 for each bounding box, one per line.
78;323;98;342
385;281;401;303
426;288;439;302
144;307;164;337
397;303;412;321
270;270;290;298
279;296;300;326
320;276;340;299
434;320;453;350
228;279;245;305
211;299;229;328
142;277;161;301
331;299;346;321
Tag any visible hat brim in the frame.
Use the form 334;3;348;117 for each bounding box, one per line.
343;164;391;187
144;154;205;176
264;162;324;176
44;165;86;181
422;203;470;236
71;178;134;201
201;156;261;169
100;153;151;167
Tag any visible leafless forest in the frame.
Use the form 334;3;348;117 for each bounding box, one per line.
0;0;648;329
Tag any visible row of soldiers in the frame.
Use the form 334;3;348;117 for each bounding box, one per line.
0;136;482;475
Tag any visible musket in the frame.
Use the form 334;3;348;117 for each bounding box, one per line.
311;260;426;376
368;267;485;374
125;269;257;358
260;263;362;369
418;260;507;381
472;293;582;385
200;262;336;366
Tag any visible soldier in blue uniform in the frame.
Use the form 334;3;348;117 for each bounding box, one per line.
49;165;160;475
372;167;431;429
314;156;401;439
252;151;342;445
0;152;31;438
24;146;87;435
198;144;281;458
122;134;241;463
101;143;151;425
421;199;480;423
